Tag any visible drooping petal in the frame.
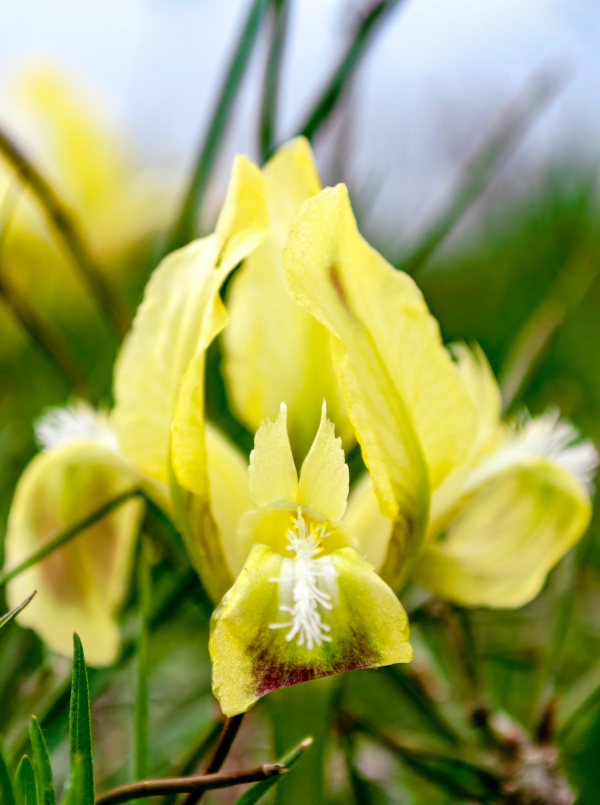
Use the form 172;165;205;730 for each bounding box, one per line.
297;401;349;522
210;544;412;716
4;442;143;666
412;457;592;608
284;185;476;586
247;403;298;508
113;155;267;485
222;138;352;457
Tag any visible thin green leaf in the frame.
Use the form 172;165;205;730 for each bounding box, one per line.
0;268;85;391
0;591;36;632
259;0;289;162
15;756;37;805
0;749;16;805
295;0;405;142
29;717;55;805
0;488;141;588
0;126;127;337
233;738;313;805
133;545;151;780
65;634;94;805
399;70;566;276
165;0;270;252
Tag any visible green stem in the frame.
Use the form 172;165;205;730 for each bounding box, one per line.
499;248;600;409
181;714;245;805
259;0;289;162
295;0;405;142
133;544;151;780
0;126;128;337
0;488;142;588
165;0;270;252
234;738;313;805
399;71;566;276
0;265;86;391
95;765;286;805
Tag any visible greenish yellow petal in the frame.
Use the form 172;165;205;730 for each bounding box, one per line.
4;442;143;666
205;423;253;577
222;138;352;457
344;473;392;573
248;403;298;507
297;402;349;522
412;458;592;608
210;544;412;716
451;343;502;458
113;155;267;485
284;185;476;585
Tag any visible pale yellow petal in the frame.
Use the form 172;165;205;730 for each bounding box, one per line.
248;403;298;507
285;184;477;585
344;472;392;572
297;402;349;521
205;423;253;577
4;442;143;666
113;155;267;485
451;343;502;458
413;458;592;608
222;138;353;457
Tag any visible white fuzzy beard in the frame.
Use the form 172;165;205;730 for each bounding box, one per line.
35;400;119;452
269;508;338;651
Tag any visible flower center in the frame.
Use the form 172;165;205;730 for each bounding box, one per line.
269;507;337;650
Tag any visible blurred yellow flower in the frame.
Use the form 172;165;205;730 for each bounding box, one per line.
0;66;169;352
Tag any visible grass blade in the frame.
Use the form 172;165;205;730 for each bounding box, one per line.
0;749;16;805
29;717;55;805
64;635;94;805
165;0;270;252
259;0;289;162
0;127;127;337
15;756;37;805
233;737;313;805
294;0;405;142
133;546;151;780
399;70;566;276
0;591;37;633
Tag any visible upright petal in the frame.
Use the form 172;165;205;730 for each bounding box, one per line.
113;155;267;485
4;442;143;666
222;138;352;457
451;343;502;458
413;457;592;608
247;403;298;507
210;544;412;716
297;401;349;522
284;185;476;586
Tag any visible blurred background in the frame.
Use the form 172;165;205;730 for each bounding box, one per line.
1;1;600;802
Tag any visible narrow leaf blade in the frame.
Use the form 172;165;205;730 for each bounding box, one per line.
65;634;94;805
0;591;36;632
0;749;16;805
15;756;37;805
233;738;313;805
29;717;56;805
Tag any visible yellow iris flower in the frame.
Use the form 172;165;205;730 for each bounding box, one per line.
4;137;596;714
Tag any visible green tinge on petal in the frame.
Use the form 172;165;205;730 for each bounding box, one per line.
4;442;143;666
222;138;353;459
210;544;412;716
297;401;349;522
412;458;592;608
